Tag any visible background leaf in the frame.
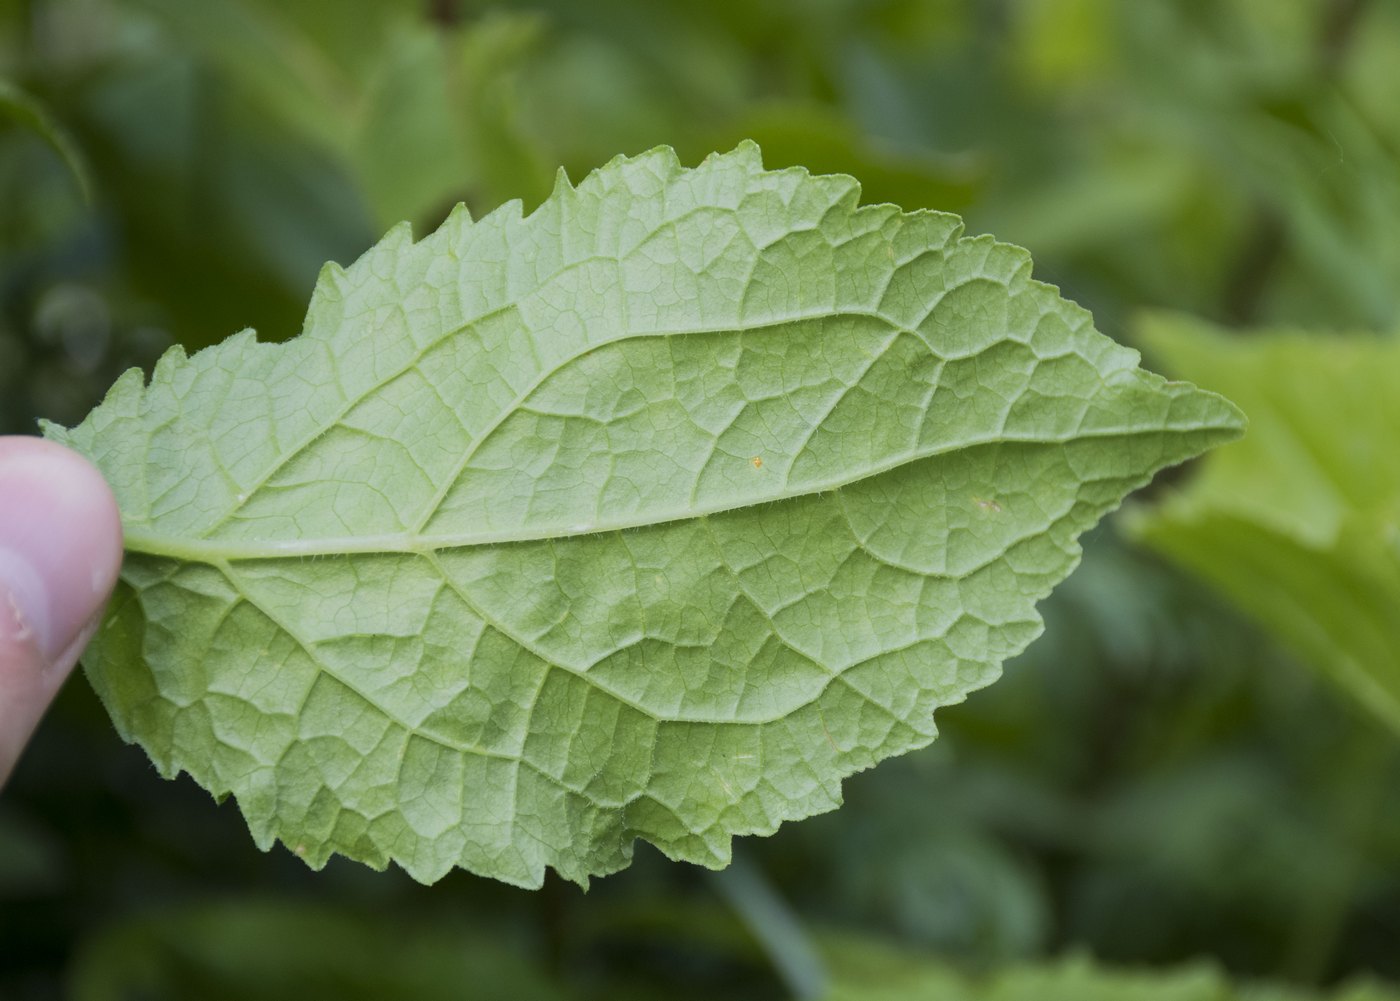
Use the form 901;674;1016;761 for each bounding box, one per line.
823;940;1400;1001
0;77;91;203
1129;314;1400;733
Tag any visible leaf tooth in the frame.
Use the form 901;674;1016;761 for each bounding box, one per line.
831;172;863;214
896;207;965;254
374;220;415;253
987;238;1036;291
311;261;352;302
441;201;474;236
723;138;764;172
80;365;150;423
654;143;685;177
541;168;577;225
626;144;683;179
150;342;192;386
35;417;70;440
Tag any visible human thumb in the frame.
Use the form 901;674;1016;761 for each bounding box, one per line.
0;436;123;787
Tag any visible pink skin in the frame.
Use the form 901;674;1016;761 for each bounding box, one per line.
0;436;123;787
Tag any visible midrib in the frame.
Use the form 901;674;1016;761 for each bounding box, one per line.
119;422;1190;564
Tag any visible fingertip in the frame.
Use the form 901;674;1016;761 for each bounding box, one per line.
0;435;122;785
0;435;123;663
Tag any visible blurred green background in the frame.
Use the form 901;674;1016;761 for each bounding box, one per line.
4;1;1400;998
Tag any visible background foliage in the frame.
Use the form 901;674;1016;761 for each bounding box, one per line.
2;0;1399;998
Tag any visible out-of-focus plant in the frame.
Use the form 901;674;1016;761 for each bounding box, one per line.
1131;314;1400;734
5;0;1400;998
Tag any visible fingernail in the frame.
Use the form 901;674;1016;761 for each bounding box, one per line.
0;546;48;658
0;438;123;666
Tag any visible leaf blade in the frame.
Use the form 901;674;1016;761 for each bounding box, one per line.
48;145;1243;886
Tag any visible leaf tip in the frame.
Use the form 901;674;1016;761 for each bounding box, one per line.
1200;390;1249;443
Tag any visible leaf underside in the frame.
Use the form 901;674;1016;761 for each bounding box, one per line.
45;144;1243;887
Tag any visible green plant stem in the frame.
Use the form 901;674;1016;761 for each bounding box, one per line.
710;850;828;1001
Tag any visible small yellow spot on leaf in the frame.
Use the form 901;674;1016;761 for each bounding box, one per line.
973;495;1003;513
751;456;763;469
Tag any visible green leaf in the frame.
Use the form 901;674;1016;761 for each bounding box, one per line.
0;78;93;204
70;899;568;1001
823;942;1400;1001
1129;314;1400;734
44;144;1242;887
